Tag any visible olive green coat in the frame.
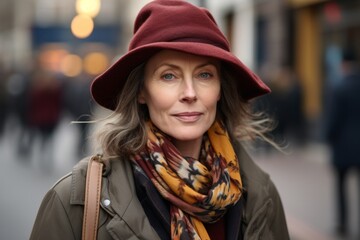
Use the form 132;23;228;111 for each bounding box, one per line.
30;143;289;239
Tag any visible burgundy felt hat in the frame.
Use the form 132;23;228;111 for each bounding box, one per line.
91;0;270;110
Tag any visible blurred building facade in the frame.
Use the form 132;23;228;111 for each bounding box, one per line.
288;0;360;139
206;0;360;141
0;0;129;75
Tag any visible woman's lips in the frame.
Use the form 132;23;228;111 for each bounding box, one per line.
172;112;203;122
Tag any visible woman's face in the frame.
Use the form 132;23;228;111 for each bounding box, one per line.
139;50;221;144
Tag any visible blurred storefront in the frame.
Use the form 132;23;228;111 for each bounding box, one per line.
288;0;324;124
287;0;360;138
265;0;360;123
31;0;125;79
207;0;360;141
0;0;132;146
0;0;129;78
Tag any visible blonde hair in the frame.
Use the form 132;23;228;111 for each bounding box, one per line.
218;69;276;147
95;63;276;159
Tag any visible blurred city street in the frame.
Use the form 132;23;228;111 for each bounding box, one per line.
0;116;79;240
0;116;358;240
253;144;359;240
0;0;360;240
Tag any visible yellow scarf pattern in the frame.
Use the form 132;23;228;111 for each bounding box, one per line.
132;121;242;239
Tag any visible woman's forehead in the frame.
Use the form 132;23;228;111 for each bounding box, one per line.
145;50;221;71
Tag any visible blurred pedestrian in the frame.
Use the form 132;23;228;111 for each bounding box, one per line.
254;65;305;151
26;69;63;166
0;67;7;137
63;76;94;159
270;66;305;145
30;1;289;239
4;70;31;155
325;49;360;236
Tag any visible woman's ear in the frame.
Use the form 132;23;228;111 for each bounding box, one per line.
138;91;146;104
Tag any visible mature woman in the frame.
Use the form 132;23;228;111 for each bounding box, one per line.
30;1;289;239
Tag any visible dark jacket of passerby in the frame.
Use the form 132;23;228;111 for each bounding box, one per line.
30;143;289;240
63;77;92;121
27;73;62;131
325;70;360;169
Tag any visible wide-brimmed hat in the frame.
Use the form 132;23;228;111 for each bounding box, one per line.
91;0;270;110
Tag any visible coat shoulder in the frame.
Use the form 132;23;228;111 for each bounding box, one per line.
234;142;289;239
50;158;89;205
235;142;270;187
29;159;89;240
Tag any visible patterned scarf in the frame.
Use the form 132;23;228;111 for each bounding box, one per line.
132;121;242;240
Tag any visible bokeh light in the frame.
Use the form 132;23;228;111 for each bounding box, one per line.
71;14;94;39
76;0;101;18
38;47;68;72
83;52;109;75
60;54;83;77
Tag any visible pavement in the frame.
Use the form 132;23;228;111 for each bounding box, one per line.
0;116;358;240
251;143;359;240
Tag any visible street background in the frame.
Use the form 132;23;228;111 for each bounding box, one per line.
1;0;360;239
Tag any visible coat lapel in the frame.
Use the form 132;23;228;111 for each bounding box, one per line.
104;158;160;240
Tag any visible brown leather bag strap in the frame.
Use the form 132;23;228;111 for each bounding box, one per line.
82;155;103;240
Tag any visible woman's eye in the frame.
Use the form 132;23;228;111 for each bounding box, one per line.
161;73;175;80
198;72;213;79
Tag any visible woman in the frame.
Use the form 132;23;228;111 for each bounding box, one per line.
30;1;289;239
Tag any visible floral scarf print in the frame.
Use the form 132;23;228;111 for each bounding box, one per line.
131;121;242;240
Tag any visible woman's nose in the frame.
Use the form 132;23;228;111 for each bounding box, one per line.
180;78;197;103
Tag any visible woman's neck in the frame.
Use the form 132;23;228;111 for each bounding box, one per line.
172;137;203;159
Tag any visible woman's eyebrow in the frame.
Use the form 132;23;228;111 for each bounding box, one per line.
152;61;219;74
156;63;180;69
152;63;180;74
195;62;219;69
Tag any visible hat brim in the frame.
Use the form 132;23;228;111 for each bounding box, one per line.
91;42;270;110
